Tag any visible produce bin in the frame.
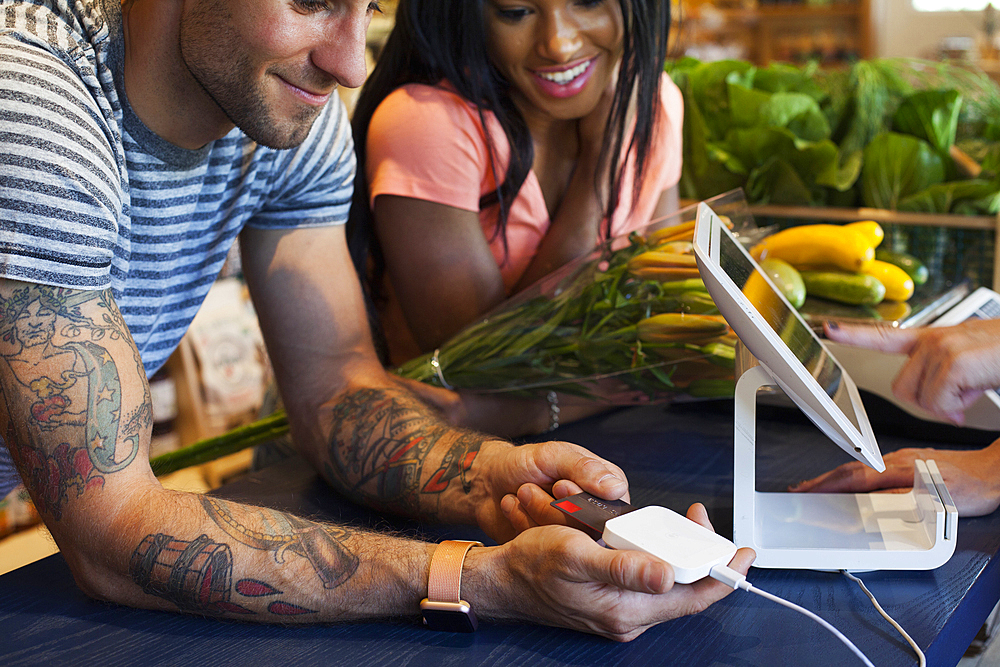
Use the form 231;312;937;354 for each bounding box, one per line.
669;57;1000;296
749;204;1000;291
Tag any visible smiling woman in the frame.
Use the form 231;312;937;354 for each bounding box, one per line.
348;0;679;379
485;0;624;118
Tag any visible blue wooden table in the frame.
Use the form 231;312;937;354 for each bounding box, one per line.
1;398;998;667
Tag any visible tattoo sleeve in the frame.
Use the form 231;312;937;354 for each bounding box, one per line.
0;284;149;519
322;387;483;518
127;496;361;618
0;281;428;623
200;496;358;590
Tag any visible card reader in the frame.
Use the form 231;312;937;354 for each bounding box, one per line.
553;492;738;584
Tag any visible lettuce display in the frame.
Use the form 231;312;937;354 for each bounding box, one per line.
667;57;1000;215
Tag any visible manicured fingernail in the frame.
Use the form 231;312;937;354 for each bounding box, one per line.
826;321;839;331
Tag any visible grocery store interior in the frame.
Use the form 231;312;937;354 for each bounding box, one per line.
5;0;1000;663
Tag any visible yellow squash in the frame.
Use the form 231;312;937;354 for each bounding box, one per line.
647;220;696;246
627;251;700;280
628;251;697;269
751;224;874;273
651;240;694;255
636;313;729;343
845;220;884;249
864;259;914;301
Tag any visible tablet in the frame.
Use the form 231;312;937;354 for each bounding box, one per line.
933;285;1000;325
692;203;885;471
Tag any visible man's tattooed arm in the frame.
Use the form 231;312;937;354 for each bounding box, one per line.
122;492;431;621
0;280;435;622
319;386;488;522
0;283;147;520
127;497;361;618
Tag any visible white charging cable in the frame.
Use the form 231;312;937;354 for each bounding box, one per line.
840;569;927;667
710;564;876;667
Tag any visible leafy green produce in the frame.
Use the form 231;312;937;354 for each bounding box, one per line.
667;57;1000;289
745;156;813;205
686;60;754;140
897;179;1000;215
752;61;825;100
667;57;1000;213
827;60;913;158
892;89;962;155
860;132;945;210
764;92;832;141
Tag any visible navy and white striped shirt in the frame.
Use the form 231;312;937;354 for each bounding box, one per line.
0;0;356;496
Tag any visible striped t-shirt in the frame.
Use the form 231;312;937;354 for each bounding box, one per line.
0;0;356;496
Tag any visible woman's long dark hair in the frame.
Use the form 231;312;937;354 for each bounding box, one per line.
348;0;670;359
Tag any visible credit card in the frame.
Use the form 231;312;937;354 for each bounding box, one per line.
551;491;637;534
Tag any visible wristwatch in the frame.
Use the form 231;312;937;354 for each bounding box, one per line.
420;539;483;632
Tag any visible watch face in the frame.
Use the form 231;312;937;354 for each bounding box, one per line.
421;601;478;632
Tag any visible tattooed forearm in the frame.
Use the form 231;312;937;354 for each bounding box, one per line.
0;285;143;519
422;432;482;495
201;496;359;590
323;387;483;517
129;531;319;617
130;533;237;613
130;497;361;617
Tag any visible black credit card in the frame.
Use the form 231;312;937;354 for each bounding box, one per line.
551;491;636;534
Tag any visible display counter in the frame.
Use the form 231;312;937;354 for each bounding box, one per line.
1;399;998;666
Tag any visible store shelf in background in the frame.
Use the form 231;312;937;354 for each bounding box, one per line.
163;277;272;490
676;0;872;66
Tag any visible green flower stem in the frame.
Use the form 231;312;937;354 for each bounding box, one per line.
162;234;735;474
149;411;289;477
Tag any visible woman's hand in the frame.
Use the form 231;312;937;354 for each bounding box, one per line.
791;441;1000;516
825;319;1000;425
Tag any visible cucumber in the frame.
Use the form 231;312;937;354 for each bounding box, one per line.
759;258;806;309
874;249;929;286
800;270;886;306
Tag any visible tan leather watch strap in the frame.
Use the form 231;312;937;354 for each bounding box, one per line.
426;540;482;603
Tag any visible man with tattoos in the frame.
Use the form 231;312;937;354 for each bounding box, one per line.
0;0;752;641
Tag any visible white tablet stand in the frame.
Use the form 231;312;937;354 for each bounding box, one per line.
690;200;958;571
734;357;958;571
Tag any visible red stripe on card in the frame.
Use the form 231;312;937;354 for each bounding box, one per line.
554;500;581;513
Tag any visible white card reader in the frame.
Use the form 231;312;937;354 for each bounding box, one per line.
601;505;739;584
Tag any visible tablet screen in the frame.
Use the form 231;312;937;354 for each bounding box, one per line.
718;220;863;432
694;203;882;469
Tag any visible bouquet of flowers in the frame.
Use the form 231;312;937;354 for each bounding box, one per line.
151;191;759;476
393;204;753;403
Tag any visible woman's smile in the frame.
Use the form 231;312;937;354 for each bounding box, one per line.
530;57;596;98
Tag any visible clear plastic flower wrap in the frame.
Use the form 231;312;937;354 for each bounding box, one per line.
150;191;760;476
394;190;760;405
